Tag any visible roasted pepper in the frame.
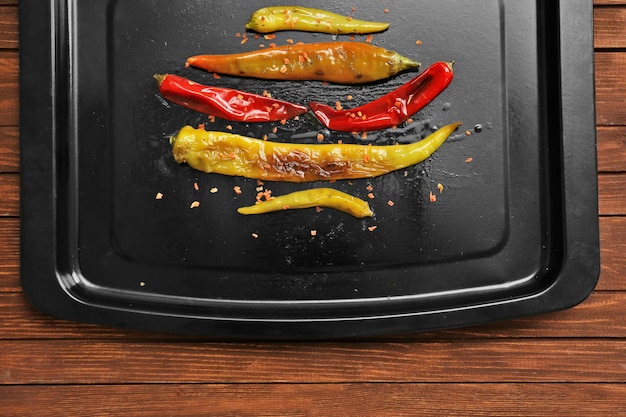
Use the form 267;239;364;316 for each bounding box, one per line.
154;73;307;122
309;61;454;132
170;121;461;183
245;6;390;34
238;188;373;218
186;42;419;84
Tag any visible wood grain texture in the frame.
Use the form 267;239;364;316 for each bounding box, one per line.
0;6;18;49
2;339;626;384
597;126;626;172
1;383;625;417
594;6;626;49
595;52;626;126
0;126;18;171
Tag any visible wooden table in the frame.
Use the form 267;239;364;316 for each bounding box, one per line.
2;2;625;415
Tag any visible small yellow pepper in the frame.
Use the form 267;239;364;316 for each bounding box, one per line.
170;121;461;183
245;6;390;34
237;188;373;218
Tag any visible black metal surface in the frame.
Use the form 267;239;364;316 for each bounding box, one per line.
20;0;600;339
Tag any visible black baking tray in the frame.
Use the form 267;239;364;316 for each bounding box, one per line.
19;0;599;339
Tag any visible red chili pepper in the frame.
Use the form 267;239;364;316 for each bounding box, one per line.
308;61;454;132
154;73;308;122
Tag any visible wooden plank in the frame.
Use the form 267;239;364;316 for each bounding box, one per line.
598;174;626;215
3;290;626;340
595;52;626;126
0;6;17;49
0;218;18;291
0;173;18;215
1;383;625;417
1;339;626;384
597;126;626;172
0;126;18;171
595;6;626;48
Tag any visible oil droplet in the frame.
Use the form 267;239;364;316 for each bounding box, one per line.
474;124;483;133
442;102;451;111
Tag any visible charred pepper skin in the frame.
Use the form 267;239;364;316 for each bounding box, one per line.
237;188;373;218
170;121;461;183
186;42;420;84
245;6;390;35
309;61;455;132
154;73;307;122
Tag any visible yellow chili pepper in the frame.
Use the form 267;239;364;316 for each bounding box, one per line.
245;6;390;34
186;42;419;84
170;121;461;183
237;188;373;218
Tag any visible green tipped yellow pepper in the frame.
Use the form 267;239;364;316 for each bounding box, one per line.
238;188;373;218
245;6;390;35
171;121;461;183
186;42;419;84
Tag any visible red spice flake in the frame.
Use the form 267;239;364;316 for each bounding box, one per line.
361;132;368;140
465;130;472;136
351;6;356;12
251;233;259;239
346;95;353;101
208;115;216;123
286;38;294;44
264;34;276;40
193;182;199;191
296;41;305;45
240;37;248;45
279;64;288;73
335;101;343;111
347;16;353;21
366;184;374;192
262;134;268;141
387;200;395;207
190;201;200;209
283;58;290;65
213;73;221;79
257;180;264;186
415;39;422;45
272;127;278;133
272;102;280;108
226;125;233;130
394;100;403;108
383;8;390;13
429;191;437;203
437;183;444;193
367;192;375;199
465;157;474;163
282;205;290;210
236;94;244;101
197;123;205;130
368;225;378;232
155;192;163;200
316;133;324;142
406;118;414;124
350;34;356;41
235;32;242;38
280;119;287;125
316;206;323;213
365;35;374;44
298;54;305;64
269;42;277;48
254;34;260;40
233;186;242;195
363;153;370;163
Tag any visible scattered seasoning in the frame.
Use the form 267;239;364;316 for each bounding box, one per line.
272;126;278;134
212;73;221;79
415;39;422;45
368;225;378;232
139;281;146;287
366;184;374;192
465;130;472;136
264;34;276;40
335;101;343;111
351;6;356;13
429;191;437;203
193;182;199;191
210;187;218;193
155;192;164;200
387;200;394;207
233;186;242;195
252;233;259;238
316;206;323;213
190;201;200;208
286;38;294;44
367;192;375;199
226;125;233;130
465;157;473;163
437;183;444;193
346;95;353;101
317;132;325;142
310;230;317;236
383;8;390;13
280;64;288;73
365;34;374;44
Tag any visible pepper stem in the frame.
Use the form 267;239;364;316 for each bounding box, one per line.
153;73;167;86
